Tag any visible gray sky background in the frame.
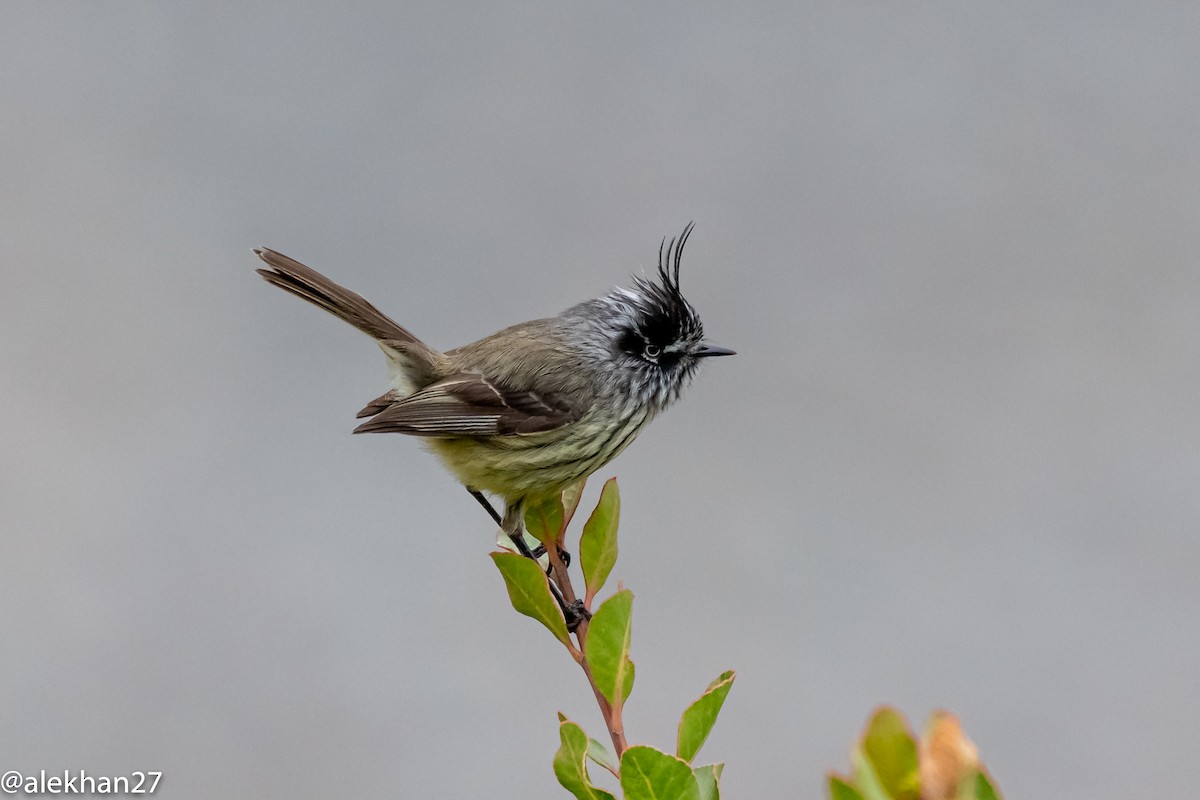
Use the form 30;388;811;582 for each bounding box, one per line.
2;4;1198;798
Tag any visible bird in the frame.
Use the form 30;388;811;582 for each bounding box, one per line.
254;224;733;563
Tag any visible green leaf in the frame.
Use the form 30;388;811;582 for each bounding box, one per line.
553;716;617;800
855;707;920;800
676;670;735;763
619;746;700;800
693;763;723;800
847;754;891;800
827;774;865;800
579;477;620;601
586;737;618;777
490;552;570;646
561;478;588;531
524;494;565;550
585;589;634;707
972;770;1003;800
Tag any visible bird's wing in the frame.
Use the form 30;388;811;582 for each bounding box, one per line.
352;373;585;437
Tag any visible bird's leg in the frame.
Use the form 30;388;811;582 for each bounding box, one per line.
487;496;588;632
498;497;538;561
469;489;504;528
503;505;592;632
469;489;571;570
469;489;540;563
529;543;572;568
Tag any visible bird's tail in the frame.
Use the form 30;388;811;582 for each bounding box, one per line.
254;247;442;391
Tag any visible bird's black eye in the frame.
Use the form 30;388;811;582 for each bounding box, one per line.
644;343;661;360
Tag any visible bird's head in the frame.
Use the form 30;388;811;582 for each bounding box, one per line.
568;223;734;411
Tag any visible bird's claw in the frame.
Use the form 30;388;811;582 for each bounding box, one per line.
564;600;591;632
530;543;572;568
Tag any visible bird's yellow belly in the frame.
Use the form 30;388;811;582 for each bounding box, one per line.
424;409;650;501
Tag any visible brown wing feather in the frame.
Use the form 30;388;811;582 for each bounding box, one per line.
352;373;583;437
356;390;397;419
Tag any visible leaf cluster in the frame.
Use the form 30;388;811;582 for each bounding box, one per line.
492;479;736;799
829;708;1002;800
492;482;1003;800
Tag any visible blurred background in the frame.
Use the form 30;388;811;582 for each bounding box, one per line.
2;3;1197;798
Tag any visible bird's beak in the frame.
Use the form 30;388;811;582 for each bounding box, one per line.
695;343;736;358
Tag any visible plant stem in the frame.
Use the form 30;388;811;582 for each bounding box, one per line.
545;546;628;757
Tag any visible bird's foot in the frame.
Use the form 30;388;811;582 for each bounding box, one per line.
530;543;572;569
564;600;592;633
